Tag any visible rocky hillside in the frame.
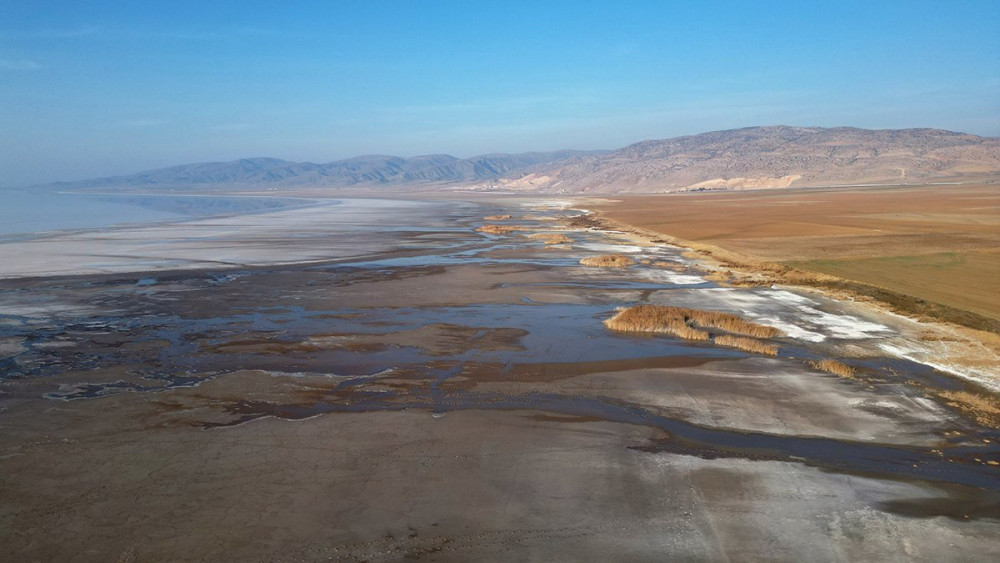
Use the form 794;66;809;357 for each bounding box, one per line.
501;126;1000;193
46;151;601;191
41;126;1000;193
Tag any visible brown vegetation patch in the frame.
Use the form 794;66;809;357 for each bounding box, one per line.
809;359;858;378
580;254;635;268
567;213;601;227
476;224;530;235
528;233;573;245
936;390;1000;428
483;214;511;221
604;305;781;342
652;261;684;271
714;335;778;356
704;270;732;284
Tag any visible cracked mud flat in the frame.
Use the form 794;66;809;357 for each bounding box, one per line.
1;197;999;561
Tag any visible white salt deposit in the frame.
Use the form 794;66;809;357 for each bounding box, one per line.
521;200;575;210
577;242;646;254
695;287;893;342
753;316;826;342
767;289;816;306
803;309;892;340
879;342;1000;393
634;269;707;286
663;273;707;285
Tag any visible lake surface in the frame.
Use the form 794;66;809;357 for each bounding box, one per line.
0;188;313;237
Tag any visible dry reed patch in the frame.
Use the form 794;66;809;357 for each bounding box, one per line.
968;328;1000;349
714;335;778;356
528;233;573;245
936;390;1000;428
483;214;511;221
604;307;710;340
604;305;781;343
580;254;635;268
704;270;732;284
685;309;781;338
809;359;857;378
476;224;530;235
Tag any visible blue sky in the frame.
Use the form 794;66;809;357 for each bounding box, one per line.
2;1;999;186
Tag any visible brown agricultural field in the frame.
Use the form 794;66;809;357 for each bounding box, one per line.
593;184;1000;329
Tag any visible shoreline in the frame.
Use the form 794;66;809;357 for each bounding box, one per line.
584;204;1000;400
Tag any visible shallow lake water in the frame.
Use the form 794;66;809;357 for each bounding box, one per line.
0;188;314;238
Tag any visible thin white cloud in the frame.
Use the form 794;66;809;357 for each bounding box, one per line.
0;59;41;70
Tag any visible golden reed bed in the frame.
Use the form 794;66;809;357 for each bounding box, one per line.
605;305;780;338
604;305;782;355
714;334;779;356
476;224;530;234
580;254;635;268
809;359;858;378
528;233;573;245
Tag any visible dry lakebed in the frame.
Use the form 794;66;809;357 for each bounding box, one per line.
1;195;999;561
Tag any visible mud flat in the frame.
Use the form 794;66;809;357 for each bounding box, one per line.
1;196;999;561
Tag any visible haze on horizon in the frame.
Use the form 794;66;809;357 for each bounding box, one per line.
1;0;999;187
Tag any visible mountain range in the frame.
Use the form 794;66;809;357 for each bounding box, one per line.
42;126;1000;193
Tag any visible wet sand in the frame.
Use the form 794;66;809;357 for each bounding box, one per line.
1;197;999;561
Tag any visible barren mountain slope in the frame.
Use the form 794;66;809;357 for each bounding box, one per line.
37;126;1000;193
502;126;1000;193
45;151;601;191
